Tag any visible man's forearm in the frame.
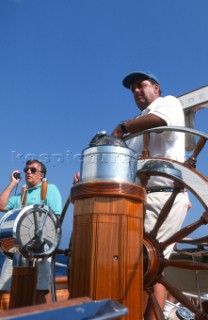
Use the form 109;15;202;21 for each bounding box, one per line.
0;182;16;211
124;114;166;134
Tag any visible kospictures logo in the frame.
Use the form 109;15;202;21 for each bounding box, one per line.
11;150;81;167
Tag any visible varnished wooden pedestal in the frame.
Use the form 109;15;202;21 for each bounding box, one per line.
9;266;37;309
70;181;146;320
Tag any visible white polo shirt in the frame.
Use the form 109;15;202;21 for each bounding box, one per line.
126;96;185;187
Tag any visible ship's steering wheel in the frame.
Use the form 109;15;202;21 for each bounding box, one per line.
125;126;208;320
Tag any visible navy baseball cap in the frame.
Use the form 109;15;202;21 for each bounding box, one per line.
122;71;159;89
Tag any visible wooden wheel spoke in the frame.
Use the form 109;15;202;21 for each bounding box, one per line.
179;235;208;246
145;287;165;320
142;132;150;158
149;191;179;239
158;275;208;319
163;258;208;271
160;212;208;251
185;136;207;169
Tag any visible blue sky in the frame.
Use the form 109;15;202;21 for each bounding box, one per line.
0;0;208;247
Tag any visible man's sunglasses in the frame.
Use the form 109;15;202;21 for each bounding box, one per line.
24;167;43;174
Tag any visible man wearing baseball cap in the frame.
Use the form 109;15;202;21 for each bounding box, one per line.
112;71;189;319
